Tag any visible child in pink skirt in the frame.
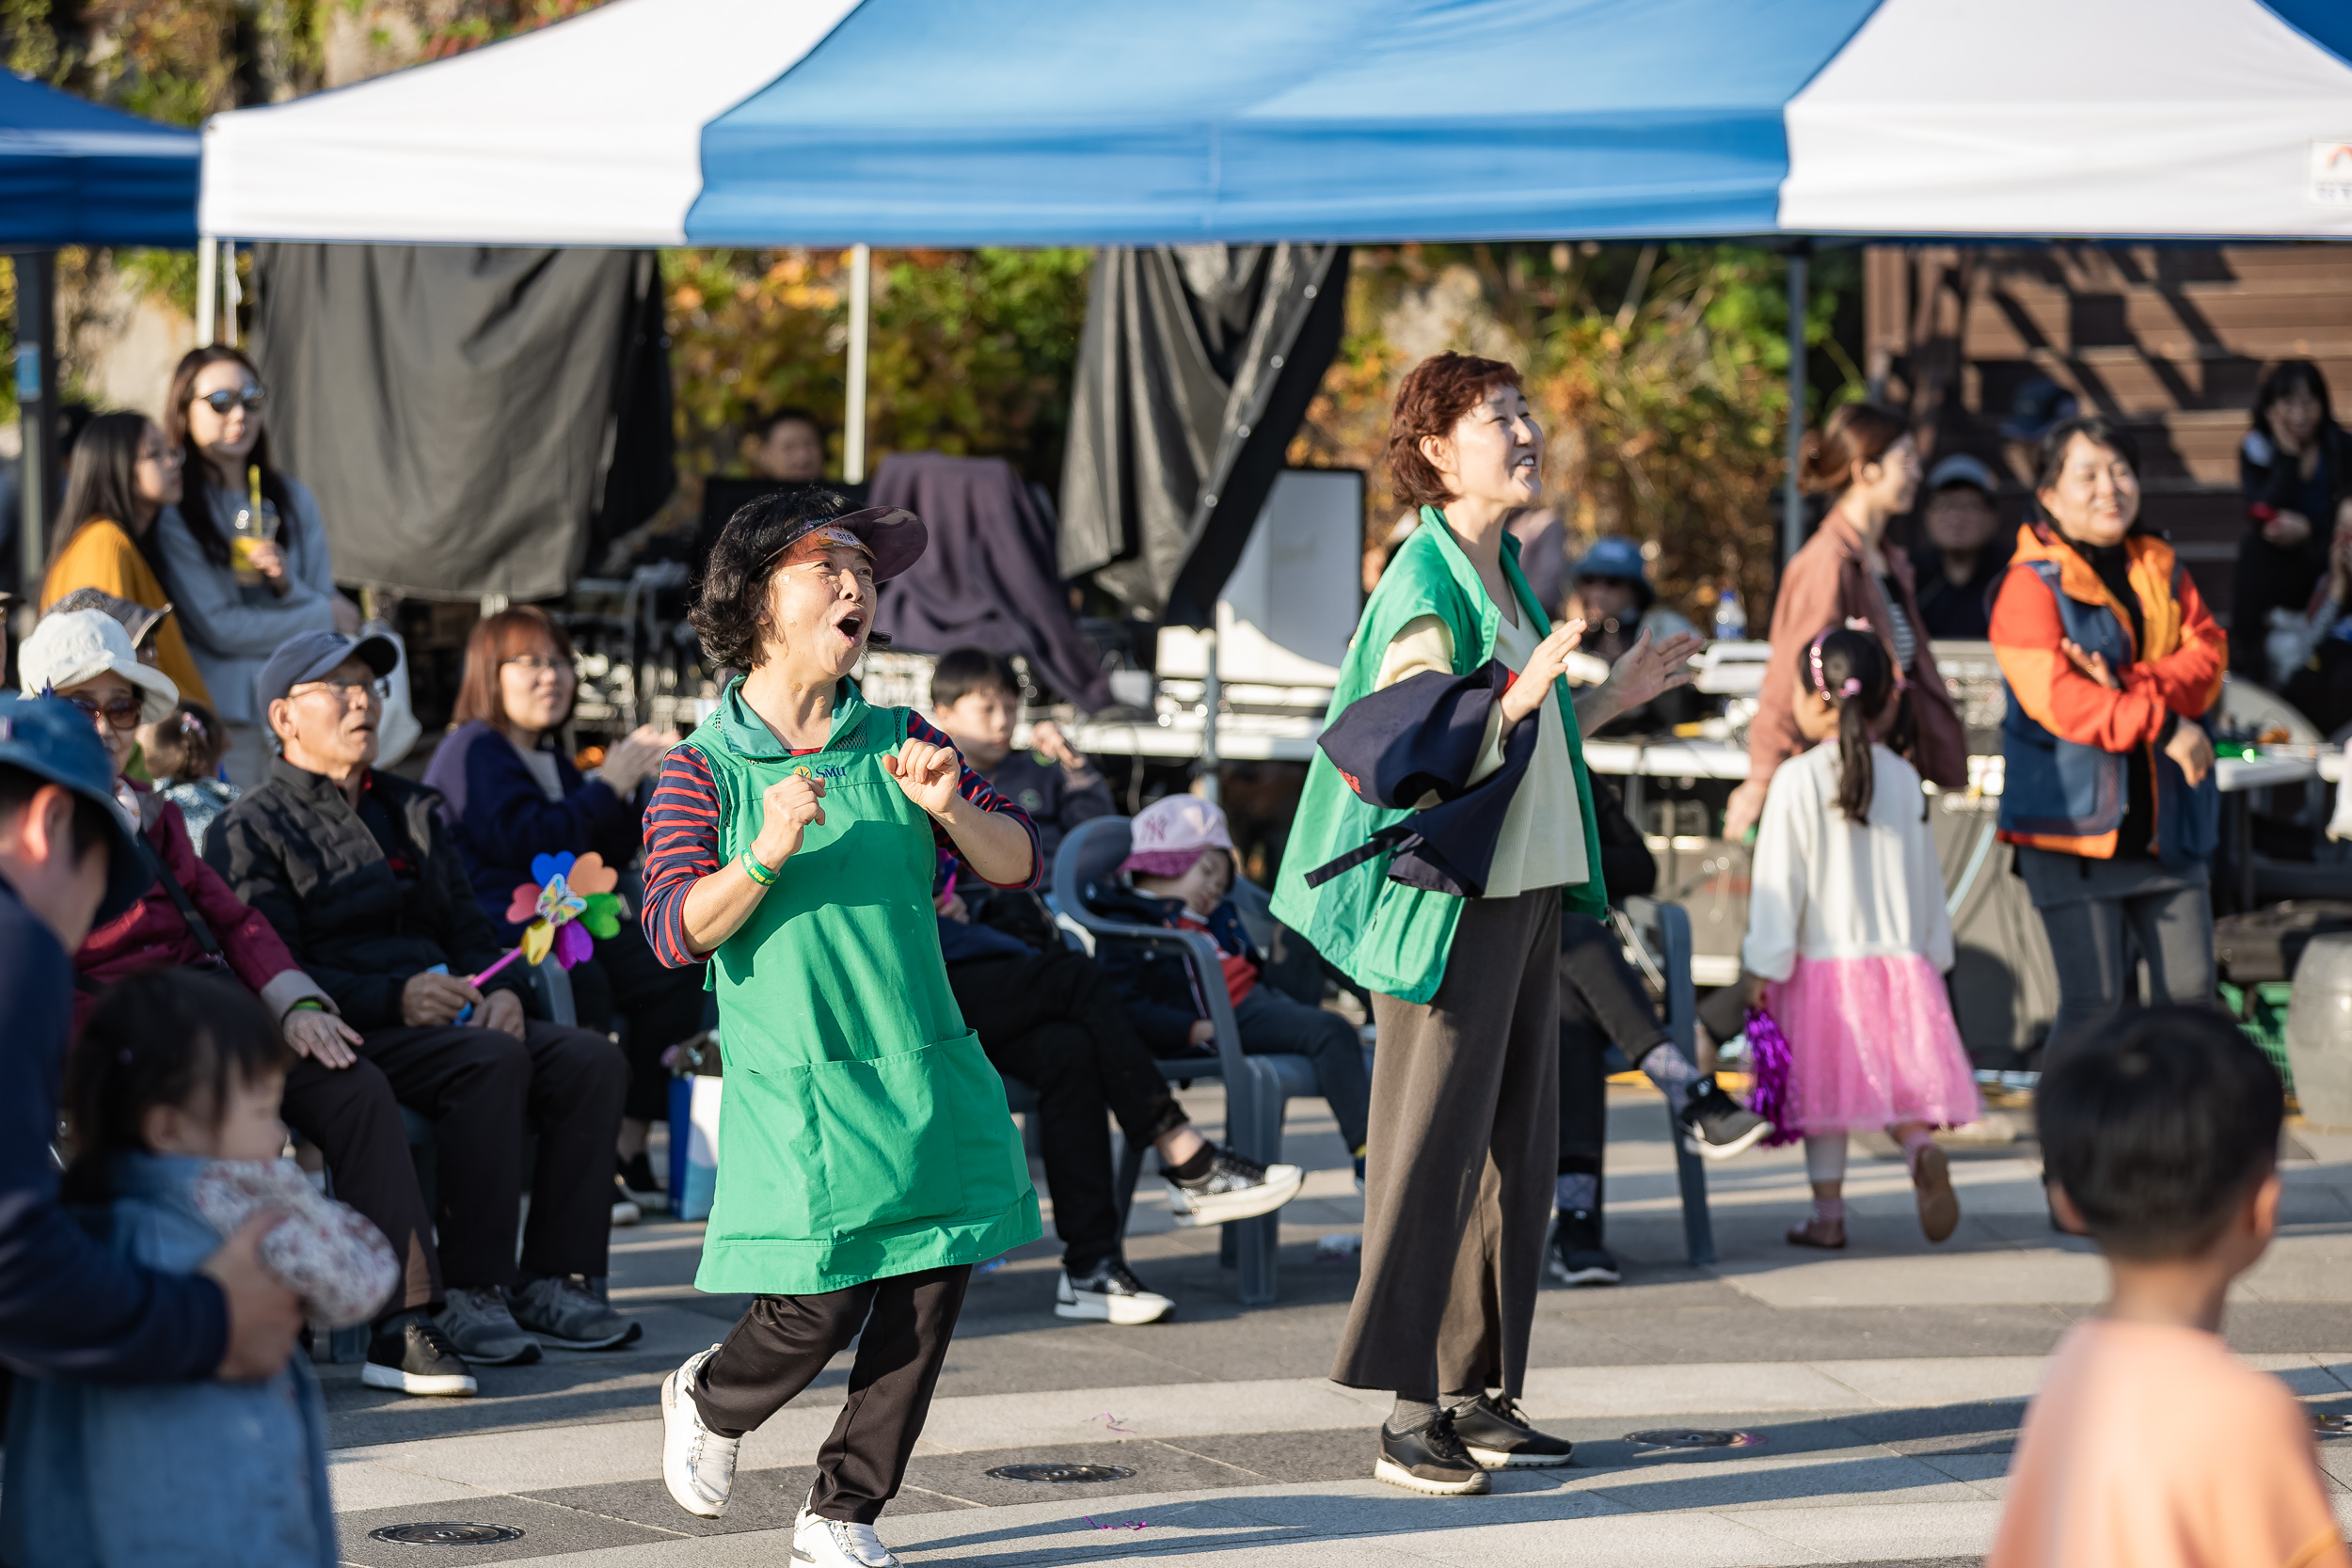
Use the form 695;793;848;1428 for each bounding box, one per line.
1740;625;1980;1249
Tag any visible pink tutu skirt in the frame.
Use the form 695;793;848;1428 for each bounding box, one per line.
1761;954;1981;1134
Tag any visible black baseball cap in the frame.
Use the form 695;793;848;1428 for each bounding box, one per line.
253;630;399;712
0;692;151;924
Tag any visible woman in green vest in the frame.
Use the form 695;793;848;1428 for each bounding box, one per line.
1272;353;1603;1496
639;490;1041;1568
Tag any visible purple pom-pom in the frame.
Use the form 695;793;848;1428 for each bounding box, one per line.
1742;1006;1802;1148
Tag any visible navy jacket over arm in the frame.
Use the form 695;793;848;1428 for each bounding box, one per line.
1305;659;1539;899
0;879;226;1383
423;721;642;941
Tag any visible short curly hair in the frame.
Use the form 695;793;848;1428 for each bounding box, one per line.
1386;352;1524;512
690;486;883;670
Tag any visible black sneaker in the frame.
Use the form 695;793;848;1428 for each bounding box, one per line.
362;1312;478;1398
618;1151;668;1213
1679;1077;1771;1159
1373;1412;1490;1496
1450;1393;1574;1469
1056;1259;1176;1325
1163;1144;1305;1228
1548;1209;1621;1287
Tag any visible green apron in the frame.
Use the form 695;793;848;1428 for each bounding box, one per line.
681;677;1040;1296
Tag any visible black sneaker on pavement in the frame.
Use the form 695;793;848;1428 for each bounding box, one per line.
1164;1144;1305;1228
436;1286;542;1366
362;1313;477;1398
512;1275;644;1351
1373;1413;1490;1496
1679;1077;1771;1160
1056;1259;1175;1325
618;1151;668;1213
1450;1393;1575;1469
1548;1209;1621;1287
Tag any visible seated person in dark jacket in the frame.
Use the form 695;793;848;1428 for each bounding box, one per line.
929;646;1112;871
422;607;705;1214
0;694;301;1395
1094;794;1372;1184
1909;454;2012;641
205;630;638;1370
2233;360;2352;682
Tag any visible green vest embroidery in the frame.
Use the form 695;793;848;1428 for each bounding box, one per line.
678;678;1039;1294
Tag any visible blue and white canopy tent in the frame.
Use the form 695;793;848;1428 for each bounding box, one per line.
4;72;201;608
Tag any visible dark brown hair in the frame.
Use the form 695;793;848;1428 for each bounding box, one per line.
164;345;297;572
64;968;293;1204
691;486;888;671
453;606;578;730
140;698;226;784
930;646;1020;711
50;411;162;567
1386;353;1524;512
2033;415;2141;493
1804;625;1897;825
1799;402;1910;496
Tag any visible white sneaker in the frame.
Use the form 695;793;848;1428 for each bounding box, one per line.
1055;1260;1175;1325
660;1345;739;1518
1164;1144;1305;1227
791;1507;900;1567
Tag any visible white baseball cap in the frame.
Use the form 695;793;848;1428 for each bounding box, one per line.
19;608;180;724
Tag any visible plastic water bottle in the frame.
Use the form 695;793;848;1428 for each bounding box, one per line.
1712;587;1747;642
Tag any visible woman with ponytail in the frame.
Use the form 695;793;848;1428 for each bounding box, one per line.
1724;403;1966;841
1738;626;1980;1252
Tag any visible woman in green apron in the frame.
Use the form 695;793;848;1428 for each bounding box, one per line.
639;491;1041;1568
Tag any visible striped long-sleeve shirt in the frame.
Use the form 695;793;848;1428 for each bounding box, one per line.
641;711;1040;969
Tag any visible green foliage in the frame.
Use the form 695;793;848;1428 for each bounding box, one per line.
664;247;1090;503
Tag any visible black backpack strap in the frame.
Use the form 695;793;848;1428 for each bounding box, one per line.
138;836;222;958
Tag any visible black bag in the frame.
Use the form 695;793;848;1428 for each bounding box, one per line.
2212;900;2352;984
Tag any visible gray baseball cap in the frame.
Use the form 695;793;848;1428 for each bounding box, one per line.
253;630;399;712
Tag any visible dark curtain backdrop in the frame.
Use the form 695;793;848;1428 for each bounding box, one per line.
252;244;674;601
1057;244;1349;629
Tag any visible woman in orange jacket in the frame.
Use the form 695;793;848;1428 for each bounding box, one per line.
1724;403;1967;840
40;412;213;710
1989;417;2224;1067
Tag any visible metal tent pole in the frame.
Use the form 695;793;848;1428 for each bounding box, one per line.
1783;242;1810;563
1199;624;1220;806
196;239;217;344
219;239;241;347
844;244;870;483
13;251;56;634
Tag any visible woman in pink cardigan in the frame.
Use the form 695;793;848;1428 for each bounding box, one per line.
1724;403;1968;841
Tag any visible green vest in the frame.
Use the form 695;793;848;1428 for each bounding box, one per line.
678;678;1040;1295
1270;508;1608;1004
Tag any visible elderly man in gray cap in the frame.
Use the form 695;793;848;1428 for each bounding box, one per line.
205;630;638;1371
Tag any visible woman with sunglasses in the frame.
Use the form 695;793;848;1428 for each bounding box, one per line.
153;346;363;786
40;412;213;712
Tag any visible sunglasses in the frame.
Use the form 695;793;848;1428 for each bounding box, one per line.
66;692;144;730
196;387;267;415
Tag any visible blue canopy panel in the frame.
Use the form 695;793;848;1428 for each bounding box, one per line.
0;74;199;247
684;0;1882;246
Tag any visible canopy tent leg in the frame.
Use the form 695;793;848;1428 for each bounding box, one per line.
844;243;870;484
197;238;217;345
1198;624;1220;806
12;250;56;632
219;239;241;348
1782;242;1809;564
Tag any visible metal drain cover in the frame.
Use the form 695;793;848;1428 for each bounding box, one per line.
368;1522;527;1545
1626;1429;1761;1449
985;1463;1136;1483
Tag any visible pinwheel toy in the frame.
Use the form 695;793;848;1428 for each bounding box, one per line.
469;851;623;986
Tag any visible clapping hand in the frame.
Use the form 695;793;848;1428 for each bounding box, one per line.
2058;638;2121;691
883;736;964;818
1500;618;1586;726
1029;721;1089;774
752;774;826;870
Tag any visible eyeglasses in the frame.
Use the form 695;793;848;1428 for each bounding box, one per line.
290;675;387;704
196;387;267;415
503;655;575;676
65;692;143;730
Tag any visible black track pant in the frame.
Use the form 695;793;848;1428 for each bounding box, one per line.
693;1265;972;1524
1556;911;1671;1177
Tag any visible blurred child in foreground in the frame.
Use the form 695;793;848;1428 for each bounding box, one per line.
1991;1006;2347;1568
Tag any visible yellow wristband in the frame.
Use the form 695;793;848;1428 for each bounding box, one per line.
739;851;781;887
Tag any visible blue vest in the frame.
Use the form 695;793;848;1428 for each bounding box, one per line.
1997;558;2217;868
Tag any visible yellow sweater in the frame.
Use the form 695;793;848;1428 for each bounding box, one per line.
41;518;215;709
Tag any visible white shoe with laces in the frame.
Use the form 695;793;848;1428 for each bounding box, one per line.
791;1506;900;1568
660;1345;739;1518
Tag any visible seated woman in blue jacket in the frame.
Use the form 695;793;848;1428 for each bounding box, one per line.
423;606;704;1212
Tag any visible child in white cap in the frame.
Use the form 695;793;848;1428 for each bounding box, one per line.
1096;795;1373;1186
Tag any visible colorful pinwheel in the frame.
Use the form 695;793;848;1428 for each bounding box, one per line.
470;851;624;986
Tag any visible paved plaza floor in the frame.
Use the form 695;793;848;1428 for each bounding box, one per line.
321;1085;2352;1566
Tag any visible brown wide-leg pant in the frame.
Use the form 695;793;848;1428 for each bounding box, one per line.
1331;888;1561;1403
